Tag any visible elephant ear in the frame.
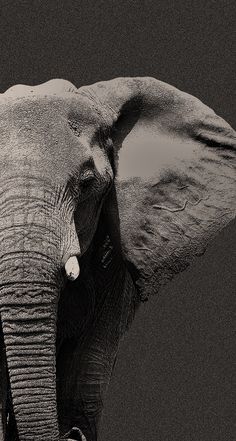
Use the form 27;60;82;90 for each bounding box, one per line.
79;77;236;301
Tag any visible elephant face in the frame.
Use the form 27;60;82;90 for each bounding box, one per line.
0;78;235;441
0;88;113;259
0;82;115;440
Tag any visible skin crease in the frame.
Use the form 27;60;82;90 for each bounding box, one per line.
0;78;235;441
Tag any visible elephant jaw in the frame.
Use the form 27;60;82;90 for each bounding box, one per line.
65;256;80;281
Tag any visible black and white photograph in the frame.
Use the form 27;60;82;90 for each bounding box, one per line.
0;2;235;440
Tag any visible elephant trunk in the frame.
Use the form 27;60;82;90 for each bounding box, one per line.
0;254;61;440
0;178;80;439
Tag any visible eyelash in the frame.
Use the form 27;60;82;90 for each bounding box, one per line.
80;171;96;187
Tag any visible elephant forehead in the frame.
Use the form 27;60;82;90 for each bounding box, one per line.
0;93;106;130
0;94;110;184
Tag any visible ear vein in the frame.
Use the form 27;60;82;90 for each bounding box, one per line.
152;196;209;212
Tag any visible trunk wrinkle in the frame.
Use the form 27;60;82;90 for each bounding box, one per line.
0;281;60;440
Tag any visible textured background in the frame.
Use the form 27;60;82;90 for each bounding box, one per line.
0;1;235;440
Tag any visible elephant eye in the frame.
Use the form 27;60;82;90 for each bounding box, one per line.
80;169;96;188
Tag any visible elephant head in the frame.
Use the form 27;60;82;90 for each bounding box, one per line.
0;77;235;441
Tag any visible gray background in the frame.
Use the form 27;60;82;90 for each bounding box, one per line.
0;1;235;440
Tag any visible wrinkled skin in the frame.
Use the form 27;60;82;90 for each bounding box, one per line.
0;78;235;441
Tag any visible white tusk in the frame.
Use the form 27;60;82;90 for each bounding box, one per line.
65;256;80;281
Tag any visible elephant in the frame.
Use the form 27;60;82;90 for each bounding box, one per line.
0;76;235;441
